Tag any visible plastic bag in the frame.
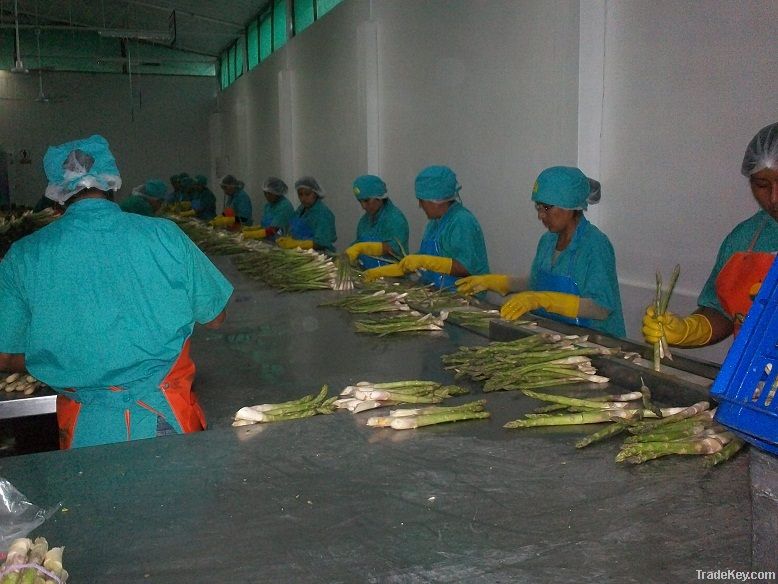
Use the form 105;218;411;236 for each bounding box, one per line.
0;477;60;549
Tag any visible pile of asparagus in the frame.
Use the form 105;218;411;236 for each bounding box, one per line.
232;247;336;292
335;380;469;413
1;373;44;396
442;308;506;333
0;537;68;584
354;311;447;336
366;400;490;430
320;289;411;314
506;387;745;465
442;333;611;392
232;386;337;425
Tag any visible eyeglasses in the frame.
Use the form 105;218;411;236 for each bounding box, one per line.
534;203;555;213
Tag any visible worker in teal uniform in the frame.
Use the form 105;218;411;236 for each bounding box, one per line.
243;177;295;241
165;174;181;204
643;122;778;347
277;176;337;252
343;174;409;269
457;166;625;337
189;174;216;221
0;135;234;449
364;165;489;289
213;174;253;228
119;179;167;217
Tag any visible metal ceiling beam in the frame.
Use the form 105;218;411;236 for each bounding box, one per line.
120;0;243;29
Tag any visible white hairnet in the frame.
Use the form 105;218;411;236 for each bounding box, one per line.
741;122;778;177
295;176;325;198
220;174;245;190
263;176;288;196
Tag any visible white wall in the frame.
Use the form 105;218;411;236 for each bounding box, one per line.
0;71;216;206
215;0;778;364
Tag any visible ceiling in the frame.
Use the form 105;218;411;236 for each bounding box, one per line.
0;0;270;75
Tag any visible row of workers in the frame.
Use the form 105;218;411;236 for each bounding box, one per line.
229;122;778;349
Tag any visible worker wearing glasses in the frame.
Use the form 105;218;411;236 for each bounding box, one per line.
642;122;778;347
457;166;625;337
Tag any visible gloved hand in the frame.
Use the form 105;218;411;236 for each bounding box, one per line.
178;209;196;217
345;242;385;264
363;263;405;283
210;215;236;228
642;307;713;347
242;228;267;240
277;236;313;250
399;254;453;274
456;274;511;296
179;201;192;211
501;291;581;321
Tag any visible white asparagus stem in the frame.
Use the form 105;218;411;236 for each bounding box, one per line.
366;416;393;427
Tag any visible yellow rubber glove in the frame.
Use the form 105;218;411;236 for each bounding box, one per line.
210;215;236;228
178;209;196;217
501;291;581;321
242;228;267;240
277;236;313;250
456;274;511;296
363;263;406;283
399;254;453;274
345;242;385;264
642;307;713;347
179;201;192;211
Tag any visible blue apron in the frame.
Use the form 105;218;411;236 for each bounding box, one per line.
289;216;315;240
417;214;458;291
357;233;393;270
532;228;593;329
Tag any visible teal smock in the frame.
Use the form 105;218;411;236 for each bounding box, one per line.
529;216;625;337
226;189;253;226
193;188;217;221
261;196;295;233
0;198;234;446
119;194;155;217
353;198;409;262
698;210;778;315
292;198;337;252
419;201;489;277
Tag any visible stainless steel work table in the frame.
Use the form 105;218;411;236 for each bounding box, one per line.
0;256;751;583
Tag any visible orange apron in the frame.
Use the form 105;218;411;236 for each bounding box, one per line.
714;217;776;335
57;339;206;449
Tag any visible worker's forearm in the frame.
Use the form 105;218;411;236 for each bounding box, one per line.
696;307;734;345
449;259;469;277
505;276;529;294
0;353;26;372
577;298;610;321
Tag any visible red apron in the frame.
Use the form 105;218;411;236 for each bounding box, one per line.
57;339;206;449
714;217;776;335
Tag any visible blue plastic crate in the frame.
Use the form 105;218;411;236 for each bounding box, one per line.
711;254;778;454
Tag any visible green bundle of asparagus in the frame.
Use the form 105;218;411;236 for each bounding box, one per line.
0;537;68;584
232;386;337;425
232;247;336;292
320;289;411;314
335;380;469;412
366;400;490;430
442;333;611;392
354;311;447;336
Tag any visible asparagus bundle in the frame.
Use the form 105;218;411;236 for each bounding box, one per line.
0;537;69;584
233;386;337;425
442;308;504;333
402;285;472;312
507;387;746;466
652;264;680;371
0;209;60;257
320;290;410;314
0;373;44;396
354;311;446;336
333;254;355;291
441;333;611;392
367;400;490;430
335;380;469;412
233;247;336;291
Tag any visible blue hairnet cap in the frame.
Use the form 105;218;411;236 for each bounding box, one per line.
143;179;168;199
415;165;461;201
263;176;288;196
195;174;208;186
179;176;194;189
295;176;325;197
44;134;122;204
353;174;387;200
531;166;599;210
741;122;778;177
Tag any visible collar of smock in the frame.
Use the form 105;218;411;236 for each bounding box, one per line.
65;197;121;216
551;215;590;252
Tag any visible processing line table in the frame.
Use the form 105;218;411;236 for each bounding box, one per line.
0;256;751;583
